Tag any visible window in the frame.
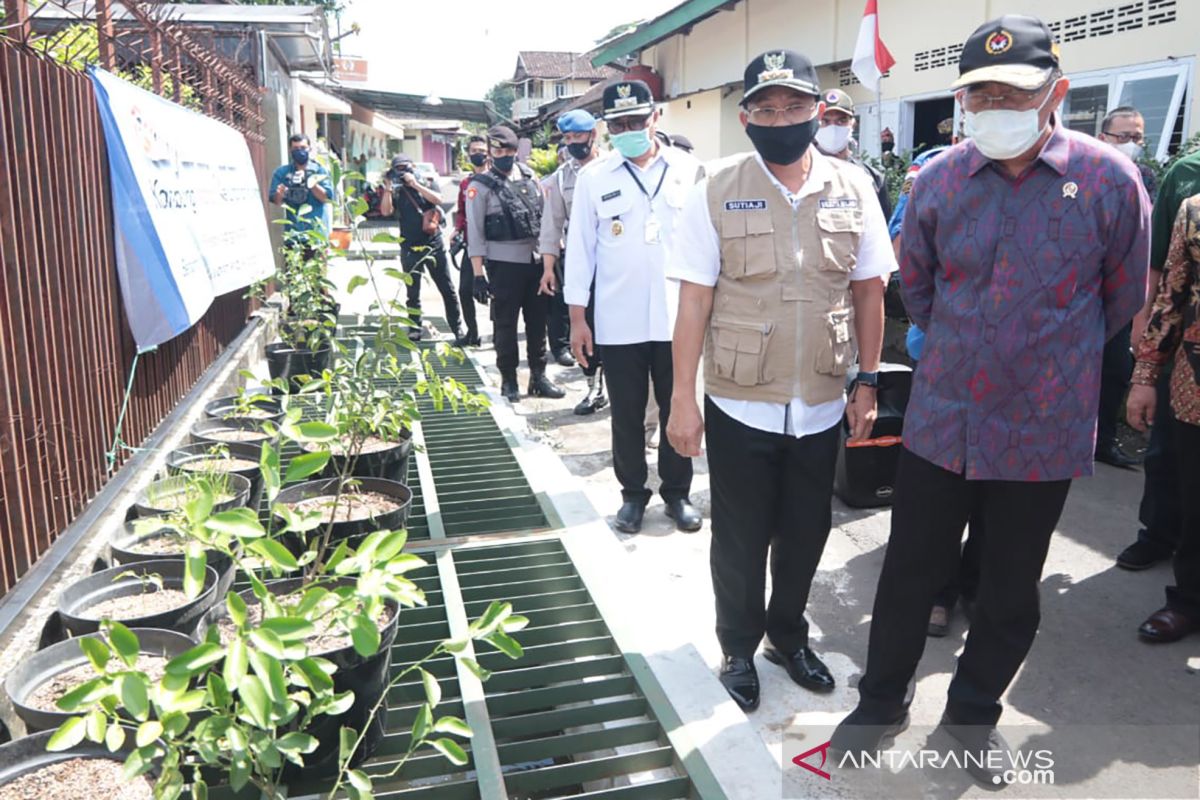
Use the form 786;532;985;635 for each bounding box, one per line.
555;81;567;98
1063;83;1110;136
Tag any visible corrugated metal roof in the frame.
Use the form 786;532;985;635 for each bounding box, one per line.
589;0;738;67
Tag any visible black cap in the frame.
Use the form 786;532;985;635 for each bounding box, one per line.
954;15;1060;91
742;50;820;104
486;124;519;150
602;80;654;120
390;154;413;168
669;133;694;153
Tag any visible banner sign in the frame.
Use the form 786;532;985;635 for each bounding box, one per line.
89;67;274;349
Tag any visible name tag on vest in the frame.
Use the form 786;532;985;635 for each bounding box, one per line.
723;199;767;211
819;198;858;209
601;190;622;202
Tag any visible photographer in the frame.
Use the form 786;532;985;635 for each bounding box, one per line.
380;154;466;344
269;134;333;256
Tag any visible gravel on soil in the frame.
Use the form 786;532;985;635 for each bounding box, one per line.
205;428;270;443
122;531;187;556
177;456;258;473
284;491;403;523
79;589;191;621
217;595;394;655
24;655;169;713
303;434;405;456
147;491;234;512
0;757;154;800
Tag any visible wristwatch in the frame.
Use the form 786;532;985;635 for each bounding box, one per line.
853;370;879;389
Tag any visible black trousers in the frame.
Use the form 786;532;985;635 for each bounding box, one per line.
1097;321;1133;447
1138;365;1182;553
857;448;1071;726
932;508;984;610
547;260;570;356
450;245;478;339
599;341;691;505
486;259;547;378
402;244;462;334
581;290;602;377
706;398;840;658
1166;419;1200;618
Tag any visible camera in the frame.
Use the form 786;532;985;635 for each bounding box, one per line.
285;171;308;206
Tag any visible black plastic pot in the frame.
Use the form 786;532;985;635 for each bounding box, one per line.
58;559;220;637
194;577;399;779
312;429;413;484
190;417;274;448
266;341;333;394
0;729;154;794
5;628;195;732
132;473;251;519
203;393;283;424
109;521;237;601
166;442;263;495
272;477;412;542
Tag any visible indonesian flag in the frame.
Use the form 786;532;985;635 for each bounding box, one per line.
851;0;896;92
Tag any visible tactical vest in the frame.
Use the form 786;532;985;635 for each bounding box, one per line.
703;153;866;406
474;164;543;241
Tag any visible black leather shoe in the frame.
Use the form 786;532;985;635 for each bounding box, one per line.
1117;539;1173;570
1138;606;1199;643
937;713;1012;789
831;706;909;757
719;655;759;712
452;330;470;347
500;376;520;403
552;349;576;367
408;327;423;342
1096;441;1140;469
465;333;482;347
763;644;835;692
529;374;566;399
613;501;645;533
573;387;608;415
664;499;702;532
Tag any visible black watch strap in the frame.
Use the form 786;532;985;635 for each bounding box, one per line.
855;370;879;387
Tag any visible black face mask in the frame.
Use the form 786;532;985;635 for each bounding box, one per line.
744;118;818;166
567;141;592;161
492;155;516;173
468;152;488;167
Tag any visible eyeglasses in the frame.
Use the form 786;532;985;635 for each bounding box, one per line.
746;103;817;126
607;116;650;134
958;82;1051;112
1102;130;1144;144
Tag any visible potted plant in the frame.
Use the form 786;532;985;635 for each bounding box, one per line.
0;727;154;798
57;559;219;638
165;442;263;495
134;472;252;519
191;417;274;448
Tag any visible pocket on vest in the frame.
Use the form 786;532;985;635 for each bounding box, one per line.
712;316;774;386
817;209;861;272
720;208;777;279
815;308;855;376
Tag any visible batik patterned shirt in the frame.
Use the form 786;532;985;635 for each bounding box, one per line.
1133;196;1200;426
899;121;1150;481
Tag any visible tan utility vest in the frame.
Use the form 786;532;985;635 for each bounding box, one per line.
704;153;865;406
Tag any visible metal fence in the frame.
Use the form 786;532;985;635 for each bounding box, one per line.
0;0;268;594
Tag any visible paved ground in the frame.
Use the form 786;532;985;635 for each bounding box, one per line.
333;244;1200;800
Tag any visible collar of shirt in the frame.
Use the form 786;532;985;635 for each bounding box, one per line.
966;116;1070;178
752;148;835;208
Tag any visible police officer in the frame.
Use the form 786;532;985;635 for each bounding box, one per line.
667;51;894;711
539;109;607;415
466;125;566;402
814;89;892;219
379;154;466;344
565;80;704;535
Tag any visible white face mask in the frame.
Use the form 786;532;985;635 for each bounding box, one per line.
815;124;853;153
963;89;1055;161
1114;140;1144;161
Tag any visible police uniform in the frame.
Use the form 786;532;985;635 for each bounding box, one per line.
466;125;563;400
564;80;704;534
666;51;895;711
540;109;608;415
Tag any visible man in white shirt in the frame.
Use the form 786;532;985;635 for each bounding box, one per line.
666;50;895;712
565;80;704;535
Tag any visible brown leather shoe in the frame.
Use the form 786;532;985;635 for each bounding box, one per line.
1138;606;1198;643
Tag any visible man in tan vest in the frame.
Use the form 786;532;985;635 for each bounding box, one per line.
667;50;895;712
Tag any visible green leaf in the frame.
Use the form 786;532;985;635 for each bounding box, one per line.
259;616;316;642
184;541;206;600
472;601;512;637
226;591;248;628
276;731;319;754
346;274;369;294
295;420;339;442
460;657;491;683
374;529;411;563
56;677;108;712
442;638;469;654
135;720;162;747
484;630;523;660
192;779;208;800
122;744;159;780
296;657;335;693
501;614;530;633
347;612;380;657
109;622;140;667
247;538;299;571
239;674;270;728
339;726;358;763
248;648;287;706
223;637;248;689
432;716;473;738
86;708;106;743
428;737;469;766
248;628;288;660
347;768;374;794
284;450;331;484
105;723;126;752
207;507;266;539
78;637;110;672
184;486;214;526
411;703;432;743
119;673;150;721
260;443;281;502
420;668;441;709
165;642;225;679
46;716;86;751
